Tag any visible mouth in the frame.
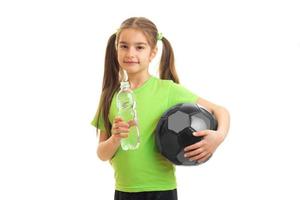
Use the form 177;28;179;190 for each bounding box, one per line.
123;61;139;64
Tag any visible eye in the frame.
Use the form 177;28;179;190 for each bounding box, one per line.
136;46;145;50
119;44;128;49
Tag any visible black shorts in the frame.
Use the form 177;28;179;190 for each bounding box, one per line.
114;189;178;200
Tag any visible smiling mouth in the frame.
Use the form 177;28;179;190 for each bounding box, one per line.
124;61;139;64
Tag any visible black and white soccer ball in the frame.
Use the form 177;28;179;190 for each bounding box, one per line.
155;103;218;165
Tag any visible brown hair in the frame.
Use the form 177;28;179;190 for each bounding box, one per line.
95;17;179;136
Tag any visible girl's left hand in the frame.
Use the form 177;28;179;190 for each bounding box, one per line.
184;130;223;163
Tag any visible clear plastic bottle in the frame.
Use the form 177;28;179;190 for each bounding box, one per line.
116;81;140;150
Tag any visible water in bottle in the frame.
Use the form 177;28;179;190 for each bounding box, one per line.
116;81;140;150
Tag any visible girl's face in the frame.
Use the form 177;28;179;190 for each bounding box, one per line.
117;28;156;77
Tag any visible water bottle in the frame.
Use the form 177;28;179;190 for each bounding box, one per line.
116;81;140;150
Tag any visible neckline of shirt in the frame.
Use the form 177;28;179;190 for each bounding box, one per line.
132;75;156;93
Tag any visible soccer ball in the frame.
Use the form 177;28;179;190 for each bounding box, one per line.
155;103;218;165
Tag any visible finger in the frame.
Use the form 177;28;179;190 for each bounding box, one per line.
193;130;209;137
118;132;129;138
112;121;129;132
189;151;208;162
112;122;129;132
114;116;123;123
113;132;129;139
184;142;201;152
116;121;130;128
112;127;129;134
115;129;129;134
184;140;206;152
184;148;204;158
185;139;209;152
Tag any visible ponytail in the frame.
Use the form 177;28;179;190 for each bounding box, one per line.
159;37;179;84
96;33;120;136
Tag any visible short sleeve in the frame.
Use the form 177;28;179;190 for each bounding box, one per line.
168;81;199;107
91;111;106;132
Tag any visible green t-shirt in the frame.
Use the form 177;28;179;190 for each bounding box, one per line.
91;76;198;192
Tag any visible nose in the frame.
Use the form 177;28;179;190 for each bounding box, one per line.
126;47;135;58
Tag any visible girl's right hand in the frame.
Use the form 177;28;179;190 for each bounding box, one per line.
111;116;129;143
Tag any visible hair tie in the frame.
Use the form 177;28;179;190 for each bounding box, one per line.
157;32;163;41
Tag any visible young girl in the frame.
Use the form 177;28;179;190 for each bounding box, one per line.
91;17;230;200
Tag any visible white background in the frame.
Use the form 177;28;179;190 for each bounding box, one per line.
1;0;299;199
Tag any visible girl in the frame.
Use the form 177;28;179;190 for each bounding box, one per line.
91;17;230;200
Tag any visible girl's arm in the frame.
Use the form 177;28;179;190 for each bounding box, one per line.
96;117;129;161
196;97;230;143
183;97;230;163
96;130;120;161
